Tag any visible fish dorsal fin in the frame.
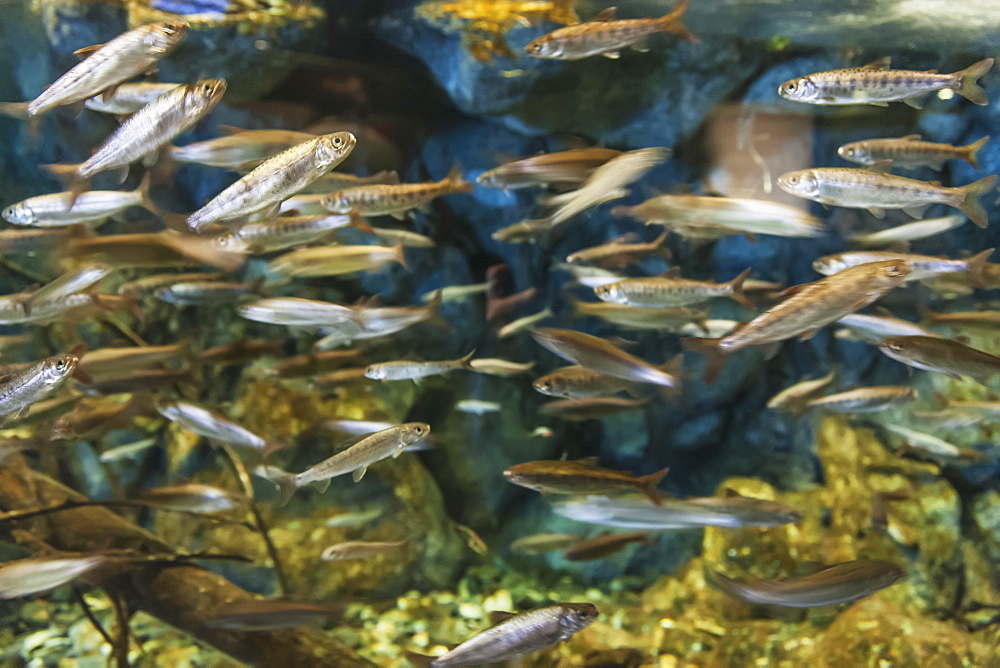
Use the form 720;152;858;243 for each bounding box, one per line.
862;57;891;70
867;160;893;174
488;610;517;625
331;432;373;454
217;125;247;136
592;7;617;21
574;456;601;467
73;43;104;60
928;180;942;187
660;267;682;278
401;352;425;362
900;134;922;141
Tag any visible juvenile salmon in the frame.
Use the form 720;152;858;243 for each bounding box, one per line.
838;135;989;170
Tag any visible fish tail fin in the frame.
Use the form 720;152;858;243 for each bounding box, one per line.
652;230;672;260
445;164;473;193
134;171;163;218
681;337;727;383
261;440;287;464
459;349;476;369
393;242;409;270
953;57;994;105
161;212;191;233
963;135;989;169
658;0;698;43
0;101;29;120
955;174;998;228
639;467;670;506
424;289;453;332
42;163;89;208
967;247;995;289
272;473;298;507
656;353;684;399
727;267;754;308
375;170;400;185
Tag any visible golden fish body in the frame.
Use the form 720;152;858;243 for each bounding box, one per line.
267;243;406;277
3;177;157;227
838;135;989;170
322;166;471;219
595;269;752;308
805;386;916;413
477;148;622;189
879;335;1000;384
212;214;355;253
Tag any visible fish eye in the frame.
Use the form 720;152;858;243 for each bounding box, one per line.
575;609;591;620
332;137;343;148
788;175;800;184
54;359;66;371
784;82;796;92
845;148;855;156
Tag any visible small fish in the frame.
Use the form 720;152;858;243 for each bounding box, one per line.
879;335;1000;384
320;540;406;561
834;312;939;344
268;423;429;505
364;351;475;381
533;365;644;398
0;355;77;421
266;243;407;278
937;397;1000;422
157;400;280;457
322;165;471;220
426;604;598;667
26;21;188;116
504;457;668;505
117;271;223;297
78;343;190;378
492;218;555;244
882;423;986;463
352;291;449;334
557;262;626;288
678;319;741;337
847;214;967;247
552;494;801;529
138;483;246;513
51;393;151;441
540;396;652;420
478;148;623;189
0;555;109;599
3;174;159;227
532;328;680;389
595;268;753;308
204;599;342;631
838;135;989;170
238;297;361;327
45;80;227;196
68;231;244;271
567;231;672;268
154;280;263;306
562;532;651;561
766;371;836;412
83;82;183;115
456;399;502;414
420;283;489;303
805;386;917;413
170;128;317;170
186;132;356;232
310;368;370;387
368;227;436;248
324;507;384;527
25;263;113;311
98;436;159;463
468;358;535;376
0;292;130;326
813;249;993;286
777;165;998;228
498;308;553;339
270;349;364;378
924;309;1000;328
713;560;905;608
570;299;708;332
212;214;358;254
525;2;695;60
510;533;582;555
0;227;86;255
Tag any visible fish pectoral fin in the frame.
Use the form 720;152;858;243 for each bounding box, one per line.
868;101;890;107
601;50;622;59
592;7;617;21
867;207;886;219
100;85;120;103
903;204;929;218
73;43;104;59
389;211;406;221
862;56;892;70
311;478;332;494
351;467;367;482
109;165;130;185
630;38;651;53
903;95;927;109
797;328;821;341
141;149;159;168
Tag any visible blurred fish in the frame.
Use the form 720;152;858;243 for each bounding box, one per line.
805;386;916;413
138;483;246;513
170;127;317;170
498;308;552;338
320;540;406;561
556;263;625;288
77;368;196;395
186;132;356;232
847;215;967;247
324;506;384;527
777;166;997;228
267;243;407;278
212;214;359;254
25;263;113;312
766;371;836;413
937;397;1000;422
571;299;708;332
532;328;680;389
924;309;1000;328
0;355;77;421
270;349;364;378
83;82;183;115
0;292;132;326
25;21;188;116
567;231;672;268
420;283;488;303
883;423;988;464
68;231;244;271
239;297;361;327
368;228;435;248
713;560;905;607
118;272;223;298
533;365;645;398
563;532;651;561
3;175;159;227
468;358;535;376
491;218;554;244
157;400;280;457
525;1;695;60
351;292;449;334
364;351;474;381
879;335;1000;384
0;227;87;255
778;57;993;107
268;423;430;505
504;458;668;505
322;165;471;220
813;249;992;286
834;312;939;344
310;367;369;387
455;399;502;414
51;393;152;441
838;135;989;170
0;555;109;599
510;533;582;555
540;396;651;420
677;319;740;337
197;338;286;366
595;268;753;308
98;436;159;463
425;604;598;667
204;599;342;631
552;494;801;529
155;279;264;306
477;148;623;189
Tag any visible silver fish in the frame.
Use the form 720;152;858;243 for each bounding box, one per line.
83;82;184;115
478;148;623;189
3;174;158;227
364;351;474;381
834;312;939;344
322;165;471;220
532;328;680;390
847;214;967;247
212;214;356;254
498;308;553;339
169;127;317;170
595;268;753;308
0;555;108;599
468;358;535;376
766;371;836;412
805;386;917;413
157;400;279;457
238;297;361;327
533;365;644;398
552;494;801;530
25;263;113;310
320;540;405;561
714;560;905;607
813;249;993;285
838;135;989;170
0;354;77;421
138;484;245;513
154;280;261;306
879;335;1000;384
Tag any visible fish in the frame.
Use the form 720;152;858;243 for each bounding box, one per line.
238;297;361;327
169;128;318;170
204;599;342;631
468;358;535;376
2;174;159;227
491;218;555;244
324;507;385;527
76;368;197;396
117;272;223;297
320;540;406;561
847;214;967;247
268;423;430;505
25;21;188;116
185;132;356;232
834;312;940;344
778;57;994;107
498;308;553;339
138;483;246;513
420;283;489;303
0;227;87;255
154;280;264;306
455;399;502;414
0;555;110;599
713;560;905;607
557;262;626;288
595;268;753;308
879;335;1000;384
368;228;436;248
25;263;113;311
612;195;824;239
83;82;184;115
533;365;645;398
51;394;152;441
882;423;987;463
426;603;598;667
98;436;160;463
45;80;227;196
551;494;802;529
269;349;365;378
157;400;280;457
777;165;998;228
562;532;651;561
477;148;623;189
525;2;695;60
678;319;741;338
540;396;652;421
322;165;471;220
570;299;708;332
68;231;244;271
923;309;1000;328
212;214;358;254
504;458;668;505
567;231;672;268
766;371;836;413
813;249;993;286
300;169;400;194
364;351;475;381
805;386;917;413
351;292;449;334
266;243;407;278
531;328;680;389
0;355;78;421
196;338;286;366
838;135;989;170
509;533;583;555
0;292;130;326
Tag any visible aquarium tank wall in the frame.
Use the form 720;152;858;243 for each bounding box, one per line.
0;0;999;665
